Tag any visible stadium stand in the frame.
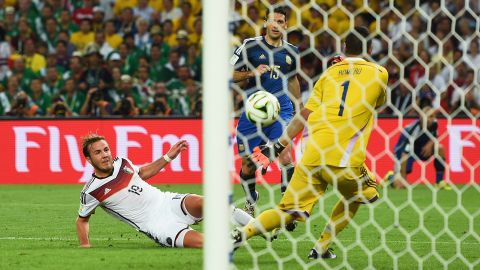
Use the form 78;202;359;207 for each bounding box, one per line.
0;0;478;118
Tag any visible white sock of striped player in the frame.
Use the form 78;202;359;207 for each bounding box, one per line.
231;206;254;226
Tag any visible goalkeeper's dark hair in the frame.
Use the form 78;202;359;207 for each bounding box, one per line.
345;26;371;55
82;133;106;157
265;6;287;20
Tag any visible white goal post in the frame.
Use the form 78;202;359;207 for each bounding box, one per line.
202;0;231;269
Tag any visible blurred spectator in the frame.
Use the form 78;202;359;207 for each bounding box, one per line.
175;1;195;33
176;30;190;57
59;78;85;116
134;0;155;23
0;27;11;81
80;81;114;117
118;8;137;35
408;50;430;87
63;56;84;82
417;66;447;109
134;18;150;51
111;74;143;114
450;69;475;114
160;0;182;23
441;62;469;113
22;38;46;73
48;96;73;117
162;49;184;82
185;80;202;117
17;0;39;28
136;65;154;96
43;66;64;96
72;0;94;25
186;44;201;81
190;17;202;46
92;6;106;31
80;45;112;89
59;10;79;34
147;92;172;116
166;65;197;116
0;76;23;115
162;19;177;47
55;41;72;68
5;91;38;117
35;5;55;36
93;31;114;59
29;77;51;115
149;24;170;56
5;57;38;92
57;30;76;56
466;39;480;69
389;82;415;116
70;19;95;51
104;19;123;49
10;17;34;52
3;6;17;39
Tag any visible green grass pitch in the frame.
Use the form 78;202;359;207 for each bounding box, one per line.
0;184;478;270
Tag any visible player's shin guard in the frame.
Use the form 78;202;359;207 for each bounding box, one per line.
315;199;360;253
240;170;257;203
243;208;294;239
434;158;445;184
280;164;295;195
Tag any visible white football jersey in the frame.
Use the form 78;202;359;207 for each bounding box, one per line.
78;157;184;245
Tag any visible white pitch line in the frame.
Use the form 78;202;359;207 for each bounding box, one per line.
1;237;479;246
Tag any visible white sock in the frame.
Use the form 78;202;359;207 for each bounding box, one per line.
231;206;253;226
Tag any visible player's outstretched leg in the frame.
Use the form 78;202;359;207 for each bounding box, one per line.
240;157;259;216
309;199;361;260
232;208;295;249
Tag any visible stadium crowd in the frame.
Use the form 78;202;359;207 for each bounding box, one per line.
0;0;478;118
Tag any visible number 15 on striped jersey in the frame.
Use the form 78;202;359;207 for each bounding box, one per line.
338;80;350;116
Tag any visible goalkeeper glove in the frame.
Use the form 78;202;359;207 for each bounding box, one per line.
251;141;286;175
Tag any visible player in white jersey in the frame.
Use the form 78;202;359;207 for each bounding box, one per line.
76;134;253;248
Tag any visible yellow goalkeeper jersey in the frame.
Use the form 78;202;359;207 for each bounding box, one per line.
302;57;388;167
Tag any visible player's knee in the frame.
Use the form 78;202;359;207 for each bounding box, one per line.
184;195;203;219
182;230;203;248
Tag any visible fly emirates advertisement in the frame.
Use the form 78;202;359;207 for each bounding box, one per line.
0;119;478;184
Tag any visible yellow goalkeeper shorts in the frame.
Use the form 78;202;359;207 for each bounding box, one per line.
277;163;379;221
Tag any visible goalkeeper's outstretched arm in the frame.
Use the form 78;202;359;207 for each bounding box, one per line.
279;107;312;146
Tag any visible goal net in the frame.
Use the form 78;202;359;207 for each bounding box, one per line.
228;0;479;269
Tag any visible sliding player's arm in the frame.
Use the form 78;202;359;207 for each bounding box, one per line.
138;140;188;180
76;215;91;248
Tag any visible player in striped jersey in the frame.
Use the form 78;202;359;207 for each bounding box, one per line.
76;134;252;248
231;7;301;222
383;106;451;190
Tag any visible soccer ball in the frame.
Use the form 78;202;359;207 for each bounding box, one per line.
244;91;280;127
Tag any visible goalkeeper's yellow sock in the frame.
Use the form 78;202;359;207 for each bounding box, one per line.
316;199;360;252
243;208;294;239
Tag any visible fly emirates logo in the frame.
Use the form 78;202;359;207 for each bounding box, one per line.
13;125;201;182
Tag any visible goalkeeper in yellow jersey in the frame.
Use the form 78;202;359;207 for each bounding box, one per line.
232;26;388;260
